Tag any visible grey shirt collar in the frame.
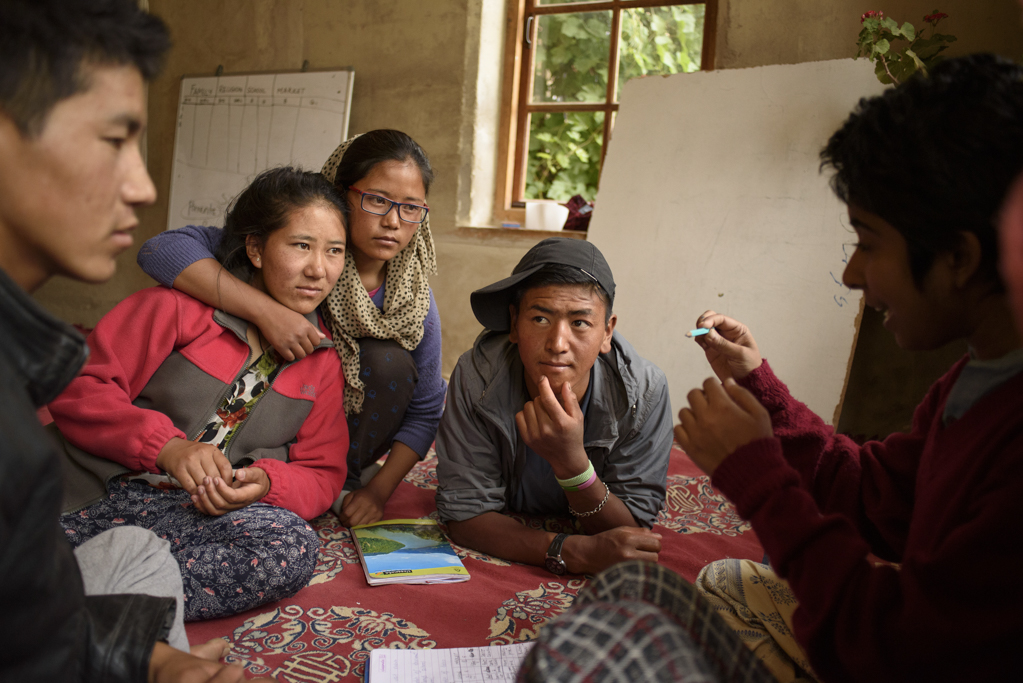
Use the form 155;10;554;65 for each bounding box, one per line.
943;347;1023;424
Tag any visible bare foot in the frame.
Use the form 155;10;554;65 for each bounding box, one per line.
190;637;230;661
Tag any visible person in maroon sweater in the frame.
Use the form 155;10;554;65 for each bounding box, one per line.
519;54;1023;683
673;54;1023;682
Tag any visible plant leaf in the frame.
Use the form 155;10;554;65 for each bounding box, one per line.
901;22;916;41
874;60;894;84
873;38;891;55
905;48;926;71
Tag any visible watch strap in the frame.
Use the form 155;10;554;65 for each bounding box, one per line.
546;532;568;560
545;532;569;574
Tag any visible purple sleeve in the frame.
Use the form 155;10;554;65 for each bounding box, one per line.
369;286;445;457
136;225;224;287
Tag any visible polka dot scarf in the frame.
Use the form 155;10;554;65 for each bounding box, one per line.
320;135;438;415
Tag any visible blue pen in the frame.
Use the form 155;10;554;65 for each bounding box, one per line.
685;328;711;338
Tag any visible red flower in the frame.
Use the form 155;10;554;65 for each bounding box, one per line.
923;11;948;25
861;10;885;23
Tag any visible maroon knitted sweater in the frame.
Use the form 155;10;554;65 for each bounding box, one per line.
712;358;1023;683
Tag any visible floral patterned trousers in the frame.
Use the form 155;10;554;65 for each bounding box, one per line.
61;478;319;621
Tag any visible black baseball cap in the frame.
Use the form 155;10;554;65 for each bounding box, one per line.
470;237;616;332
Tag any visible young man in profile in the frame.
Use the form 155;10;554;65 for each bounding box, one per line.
0;1;272;681
520;54;1023;683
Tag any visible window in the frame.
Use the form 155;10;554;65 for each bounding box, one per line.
496;0;716;216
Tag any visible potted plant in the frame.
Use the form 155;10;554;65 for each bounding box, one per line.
856;10;956;84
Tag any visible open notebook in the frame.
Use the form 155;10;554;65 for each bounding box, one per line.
365;642;535;682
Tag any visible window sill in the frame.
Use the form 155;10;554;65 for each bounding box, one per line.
443;226;588;245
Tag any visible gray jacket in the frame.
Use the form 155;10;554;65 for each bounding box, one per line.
435;329;672;527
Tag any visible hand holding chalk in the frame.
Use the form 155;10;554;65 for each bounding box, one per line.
692;310;763;382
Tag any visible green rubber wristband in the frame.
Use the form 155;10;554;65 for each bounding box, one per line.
556;462;595;490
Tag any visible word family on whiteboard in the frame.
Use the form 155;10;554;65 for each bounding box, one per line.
167;69;353;231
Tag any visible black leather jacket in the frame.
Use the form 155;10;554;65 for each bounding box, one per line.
0;268;175;682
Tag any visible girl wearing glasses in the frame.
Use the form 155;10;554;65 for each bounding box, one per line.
137;130;444;528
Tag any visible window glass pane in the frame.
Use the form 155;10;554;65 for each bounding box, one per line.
532;11;613;104
525;110;604;201
617;4;705;98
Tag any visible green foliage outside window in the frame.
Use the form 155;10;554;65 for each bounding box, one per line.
526;4;705;202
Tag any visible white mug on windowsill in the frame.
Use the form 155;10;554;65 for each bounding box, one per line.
525;200;570;232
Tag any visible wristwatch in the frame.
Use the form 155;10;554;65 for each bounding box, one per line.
544;533;569;575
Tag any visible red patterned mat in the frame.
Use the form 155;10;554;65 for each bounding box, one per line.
185;445;763;681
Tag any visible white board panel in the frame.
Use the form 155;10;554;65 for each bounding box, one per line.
167;69;354;231
589;59;886;424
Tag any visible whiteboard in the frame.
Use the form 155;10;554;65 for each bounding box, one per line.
167;69;354;231
589;59;886;424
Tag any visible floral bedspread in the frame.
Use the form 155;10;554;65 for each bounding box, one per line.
185;446;763;681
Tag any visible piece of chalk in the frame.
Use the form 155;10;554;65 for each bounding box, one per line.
686;328;711;338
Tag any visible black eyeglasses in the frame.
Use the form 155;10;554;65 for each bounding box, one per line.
349;187;429;224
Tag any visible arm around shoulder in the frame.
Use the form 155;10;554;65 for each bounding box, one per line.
138;225;322;362
137;224;223;287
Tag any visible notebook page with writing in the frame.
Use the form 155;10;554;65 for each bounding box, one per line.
366;642;535;682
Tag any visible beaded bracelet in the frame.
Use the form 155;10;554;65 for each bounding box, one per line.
556;462;595;491
568;482;611;518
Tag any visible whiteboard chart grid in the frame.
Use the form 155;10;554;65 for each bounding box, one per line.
167;69;353;231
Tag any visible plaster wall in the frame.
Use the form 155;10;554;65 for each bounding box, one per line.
717;0;1022;69
33;0;474;331
31;0;1023;434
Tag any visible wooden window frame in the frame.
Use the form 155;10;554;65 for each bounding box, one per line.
493;0;717;225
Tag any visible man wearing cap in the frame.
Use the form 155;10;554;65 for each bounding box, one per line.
435;238;672;574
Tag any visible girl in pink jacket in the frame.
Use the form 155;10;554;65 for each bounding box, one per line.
52;167;349;620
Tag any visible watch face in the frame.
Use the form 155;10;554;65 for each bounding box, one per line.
544;556;567;575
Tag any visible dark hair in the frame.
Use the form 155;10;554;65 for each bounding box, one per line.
512;264;614;324
334;129;434;195
0;0;170;136
821;53;1023;289
216;167;348;280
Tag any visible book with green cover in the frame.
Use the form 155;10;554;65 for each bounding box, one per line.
351;518;469;586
